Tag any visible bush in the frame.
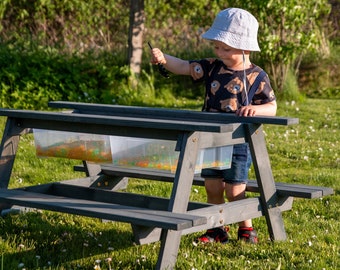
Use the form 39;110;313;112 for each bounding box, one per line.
278;69;305;102
0;44;131;109
298;43;340;99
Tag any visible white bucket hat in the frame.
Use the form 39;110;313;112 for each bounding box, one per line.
202;8;260;51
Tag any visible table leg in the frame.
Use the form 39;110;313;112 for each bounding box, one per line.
245;124;287;241
156;230;182;270
0;118;27;189
156;132;200;269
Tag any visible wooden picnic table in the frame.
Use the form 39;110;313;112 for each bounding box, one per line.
0;102;333;270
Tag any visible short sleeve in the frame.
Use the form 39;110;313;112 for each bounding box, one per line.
189;58;218;83
252;73;276;105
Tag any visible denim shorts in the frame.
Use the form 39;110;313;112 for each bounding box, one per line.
201;143;252;184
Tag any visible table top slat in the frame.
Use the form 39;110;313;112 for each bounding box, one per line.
48;101;299;126
0;108;234;133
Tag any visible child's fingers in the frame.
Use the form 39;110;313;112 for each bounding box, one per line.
150;48;164;65
236;106;256;117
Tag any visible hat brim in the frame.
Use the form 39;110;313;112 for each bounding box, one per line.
202;29;260;52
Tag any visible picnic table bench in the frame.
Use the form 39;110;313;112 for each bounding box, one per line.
0;101;333;270
74;164;333;199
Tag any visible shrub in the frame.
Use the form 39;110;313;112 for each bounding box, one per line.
278;69;305;102
0;44;130;109
298;43;340;99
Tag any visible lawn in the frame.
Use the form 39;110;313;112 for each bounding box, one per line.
0;98;339;269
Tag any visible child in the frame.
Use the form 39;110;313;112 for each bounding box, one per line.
150;8;277;244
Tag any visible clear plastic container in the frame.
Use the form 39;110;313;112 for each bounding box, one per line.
201;145;233;170
33;129;112;163
110;136;233;173
34;130;233;172
110;136;180;172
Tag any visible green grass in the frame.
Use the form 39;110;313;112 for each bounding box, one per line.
0;99;339;269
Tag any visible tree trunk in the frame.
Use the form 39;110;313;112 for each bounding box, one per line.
128;0;145;76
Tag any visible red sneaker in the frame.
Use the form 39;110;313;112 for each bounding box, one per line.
197;227;229;244
238;227;258;244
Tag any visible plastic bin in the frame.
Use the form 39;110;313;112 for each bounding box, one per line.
33;129;112;162
110;136;233;173
34;130;233;172
201;145;233;170
110;136;181;173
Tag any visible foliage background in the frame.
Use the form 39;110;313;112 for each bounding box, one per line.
0;0;338;110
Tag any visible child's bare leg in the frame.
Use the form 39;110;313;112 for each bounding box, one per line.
204;178;225;204
225;183;252;227
197;178;229;243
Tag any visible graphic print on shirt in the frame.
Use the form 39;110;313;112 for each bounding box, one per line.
210;80;220;95
224;77;243;95
190;62;204;80
220;98;238;112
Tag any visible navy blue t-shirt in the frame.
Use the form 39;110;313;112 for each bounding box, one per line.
189;58;276;112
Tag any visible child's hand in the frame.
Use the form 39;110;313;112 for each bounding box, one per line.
236;105;256;117
150;48;166;65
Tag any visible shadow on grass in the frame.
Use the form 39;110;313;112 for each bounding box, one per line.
0;210;137;268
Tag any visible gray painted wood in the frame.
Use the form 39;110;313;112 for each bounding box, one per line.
0;189;206;231
0;119;24;188
0;104;330;270
49;101;299;126
156;132;200;269
246;123;287;240
0;109;234;135
97;165;333;198
133;196;295;245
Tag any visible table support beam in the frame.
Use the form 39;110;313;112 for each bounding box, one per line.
246;124;287;240
156;131;200;269
0;119;28;188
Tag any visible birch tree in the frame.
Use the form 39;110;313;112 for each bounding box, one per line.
128;0;145;75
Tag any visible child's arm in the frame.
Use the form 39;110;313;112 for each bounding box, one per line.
150;48;190;75
236;100;277;117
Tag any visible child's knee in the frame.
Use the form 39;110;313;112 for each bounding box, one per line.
204;178;224;197
225;183;246;201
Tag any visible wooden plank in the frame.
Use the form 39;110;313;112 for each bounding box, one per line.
0;189;206;231
246;181;334;199
98;165;334;199
60;175;129;191
25;181;297;244
48;101;299;126
24;182;210;211
0;108;234;134
245;124;286;240
156;132;200;270
0;118;21;188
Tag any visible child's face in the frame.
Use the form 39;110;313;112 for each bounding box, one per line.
213;40;246;69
